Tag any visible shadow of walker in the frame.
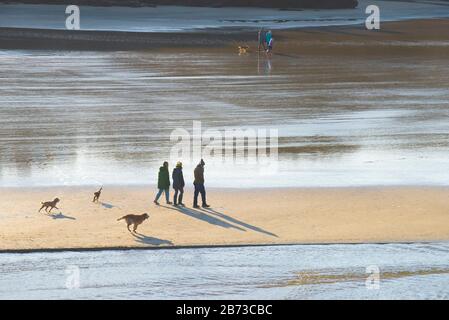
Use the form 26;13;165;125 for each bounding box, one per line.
162;205;278;237
133;232;173;246
202;207;278;238
161;205;246;231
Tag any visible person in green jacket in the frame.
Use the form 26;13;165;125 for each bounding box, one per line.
154;161;172;205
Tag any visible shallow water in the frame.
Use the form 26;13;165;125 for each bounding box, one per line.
1;243;449;299
1;2;449;188
1;44;449;187
1;1;449;31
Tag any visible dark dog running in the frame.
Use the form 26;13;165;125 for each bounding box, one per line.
93;187;103;203
39;198;60;213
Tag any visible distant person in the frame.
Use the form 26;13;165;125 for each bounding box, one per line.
154;161;172;205
265;30;274;56
258;28;267;52
193;159;210;209
267;36;274;56
172;161;185;206
265;30;273;43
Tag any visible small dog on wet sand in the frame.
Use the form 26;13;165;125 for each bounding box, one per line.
39;198;60;213
238;45;249;54
117;213;149;232
93;187;103;203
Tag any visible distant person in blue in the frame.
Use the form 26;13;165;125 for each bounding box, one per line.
193;159;210;209
266;30;273;55
265;30;272;46
172;161;185;207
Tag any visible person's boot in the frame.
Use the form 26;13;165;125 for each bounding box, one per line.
178;195;184;207
202;204;210;208
153;200;159;206
193;204;200;209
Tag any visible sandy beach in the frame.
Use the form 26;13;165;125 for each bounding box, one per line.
1;17;449;251
1;186;449;251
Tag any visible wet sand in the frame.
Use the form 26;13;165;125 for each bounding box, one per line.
1;186;449;251
1;19;448;187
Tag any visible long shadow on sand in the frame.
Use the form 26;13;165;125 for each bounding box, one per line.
201;207;278;238
46;212;76;220
161;205;246;232
132;232;173;246
162;205;277;237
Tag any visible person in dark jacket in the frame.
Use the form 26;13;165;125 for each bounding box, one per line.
193;159;210;208
172;161;185;206
154;161;172;205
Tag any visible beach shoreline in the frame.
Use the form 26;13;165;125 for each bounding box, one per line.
1;18;448;50
1;185;449;252
2;240;446;254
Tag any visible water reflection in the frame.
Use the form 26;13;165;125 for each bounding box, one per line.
257;52;272;75
0;49;449;187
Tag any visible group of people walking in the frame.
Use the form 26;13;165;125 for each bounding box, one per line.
153;159;210;209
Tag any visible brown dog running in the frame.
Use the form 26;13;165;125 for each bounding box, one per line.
39;198;60;213
93;187;103;203
117;213;149;232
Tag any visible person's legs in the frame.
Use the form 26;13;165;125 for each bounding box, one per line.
164;188;171;204
193;183;200;207
178;188;184;204
199;184;207;207
173;188;179;205
154;188;163;202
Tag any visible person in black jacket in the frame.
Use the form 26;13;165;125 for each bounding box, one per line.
172;161;185;206
193;159;210;208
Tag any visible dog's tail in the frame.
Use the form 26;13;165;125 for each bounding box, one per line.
117;216;125;221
